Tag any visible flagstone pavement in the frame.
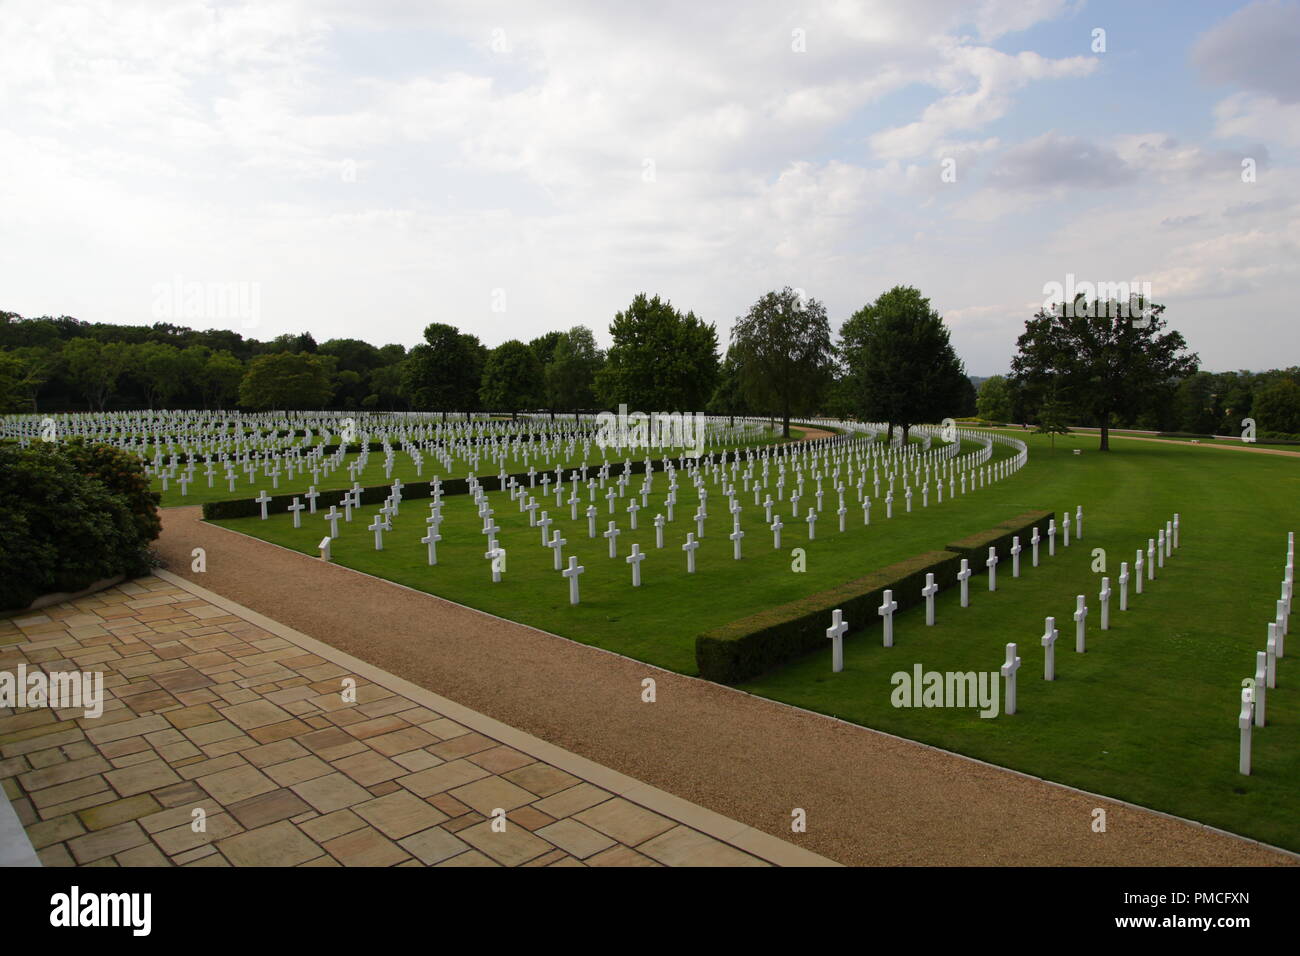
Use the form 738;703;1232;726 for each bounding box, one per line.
0;575;833;868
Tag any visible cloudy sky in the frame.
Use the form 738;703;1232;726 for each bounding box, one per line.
2;0;1296;374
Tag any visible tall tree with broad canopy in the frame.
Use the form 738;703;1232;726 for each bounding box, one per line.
238;352;333;410
977;374;1015;421
1009;296;1198;450
545;326;603;419
839;286;969;443
706;347;752;425
403;323;485;418
730;287;836;438
480;340;543;419
594;293;719;411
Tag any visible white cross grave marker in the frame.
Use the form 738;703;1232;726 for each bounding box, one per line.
957;559;972;607
562;556;584;605
1074;594;1088;653
1041;617;1058;681
1002;643;1022;715
878;589;898;648
922;574;938;626
827;609;848;673
547;530;566;570
682;532;700;573
627;543;646;586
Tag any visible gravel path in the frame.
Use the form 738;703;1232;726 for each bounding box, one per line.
155;507;1295;866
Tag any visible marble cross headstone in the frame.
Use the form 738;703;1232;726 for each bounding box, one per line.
562;556;584;605
682;532;700;573
1001;643;1022;715
1010;536;1021;578
1118;562;1129;611
1073;594;1088;653
626;543;646;586
1041;617;1058;681
547;530;566;570
288;497;304;528
256;489;272;520
922;573;938;626
878;589;898;648
986;546;998;591
1254;652;1267;727
1239;683;1254;775
826;609;848;673
1099;577;1112;630
421;528;441;565
957;559;972;607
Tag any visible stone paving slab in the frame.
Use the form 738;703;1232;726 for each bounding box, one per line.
0;573;835;868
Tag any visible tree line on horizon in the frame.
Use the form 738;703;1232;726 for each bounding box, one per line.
4;290;1297;447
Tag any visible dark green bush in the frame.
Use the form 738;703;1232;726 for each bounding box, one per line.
945;510;1055;567
0;442;161;611
694;510;1055;685
695;550;966;684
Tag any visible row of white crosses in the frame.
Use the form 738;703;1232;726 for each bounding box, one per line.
824;508;1079;688
240;416;1030;608
1039;513;1182;703
1238;530;1293;775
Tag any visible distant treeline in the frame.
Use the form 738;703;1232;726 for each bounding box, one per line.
976;368;1300;438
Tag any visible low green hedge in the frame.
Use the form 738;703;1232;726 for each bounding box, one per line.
695;549;967;684
694;509;1055;684
945;510;1055;568
0;441;161;612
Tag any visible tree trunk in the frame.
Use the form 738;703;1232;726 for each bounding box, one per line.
1099;412;1110;451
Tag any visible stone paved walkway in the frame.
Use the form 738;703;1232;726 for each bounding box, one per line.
0;575;832;867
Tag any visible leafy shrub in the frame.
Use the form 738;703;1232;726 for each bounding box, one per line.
695;550;966;684
0;441;161;611
694;510;1054;684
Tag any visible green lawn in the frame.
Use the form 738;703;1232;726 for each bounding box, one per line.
212;430;1300;852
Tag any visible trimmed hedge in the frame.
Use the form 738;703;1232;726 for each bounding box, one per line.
945;510;1055;567
696;549;967;684
694;509;1055;685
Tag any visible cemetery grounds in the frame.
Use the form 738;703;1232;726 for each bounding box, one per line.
202;419;1300;855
